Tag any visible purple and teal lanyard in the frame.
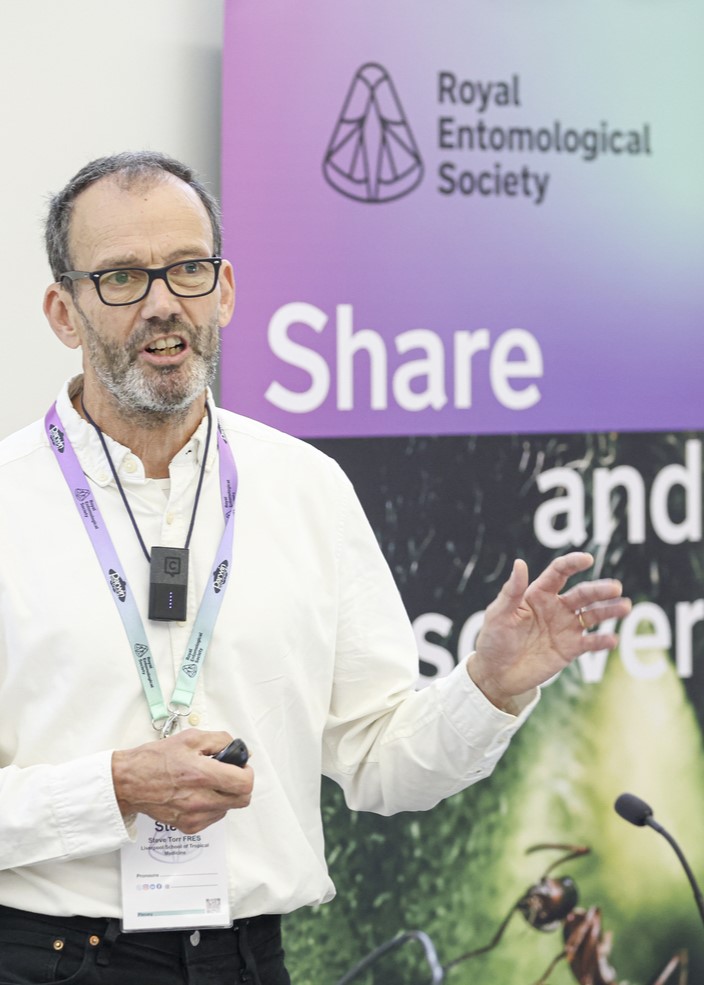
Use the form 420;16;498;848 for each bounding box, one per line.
44;403;237;736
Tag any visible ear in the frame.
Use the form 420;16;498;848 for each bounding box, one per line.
43;283;83;350
217;260;236;329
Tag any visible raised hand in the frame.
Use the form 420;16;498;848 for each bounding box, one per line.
467;552;632;710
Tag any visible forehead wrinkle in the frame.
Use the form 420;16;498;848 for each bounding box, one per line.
68;174;213;271
93;247;214;271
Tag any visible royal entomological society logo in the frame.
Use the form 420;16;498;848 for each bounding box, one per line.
323;63;424;203
323;65;652;207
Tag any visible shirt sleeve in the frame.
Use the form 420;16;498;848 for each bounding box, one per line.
0;752;133;870
322;469;540;815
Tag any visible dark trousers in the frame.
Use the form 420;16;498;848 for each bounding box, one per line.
0;905;291;985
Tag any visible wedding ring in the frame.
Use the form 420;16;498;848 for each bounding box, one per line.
577;609;588;631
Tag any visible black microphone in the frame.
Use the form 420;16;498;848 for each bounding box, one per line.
615;792;704;927
614;792;655;827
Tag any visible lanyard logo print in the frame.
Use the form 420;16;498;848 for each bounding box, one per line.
213;560;229;593
109;569;127;601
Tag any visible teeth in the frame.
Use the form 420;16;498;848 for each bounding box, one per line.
149;336;182;351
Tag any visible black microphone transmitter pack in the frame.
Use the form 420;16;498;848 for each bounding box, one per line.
149;546;189;621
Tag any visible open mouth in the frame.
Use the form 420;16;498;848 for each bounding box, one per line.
145;335;186;357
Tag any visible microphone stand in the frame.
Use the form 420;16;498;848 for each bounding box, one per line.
644;815;704;928
615;792;704;930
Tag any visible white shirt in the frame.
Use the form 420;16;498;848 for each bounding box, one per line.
0;379;538;919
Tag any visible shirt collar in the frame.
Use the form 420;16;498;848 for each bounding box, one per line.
56;375;218;487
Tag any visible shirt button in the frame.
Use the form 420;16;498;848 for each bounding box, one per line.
97;472;109;484
188;713;200;726
166;513;174;525
123;457;137;474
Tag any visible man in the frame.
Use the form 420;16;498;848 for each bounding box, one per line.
0;152;630;984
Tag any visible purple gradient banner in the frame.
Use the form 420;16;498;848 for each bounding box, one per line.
220;1;703;438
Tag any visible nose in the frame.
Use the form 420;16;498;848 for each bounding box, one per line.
137;274;184;321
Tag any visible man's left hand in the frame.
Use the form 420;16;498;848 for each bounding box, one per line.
467;552;631;711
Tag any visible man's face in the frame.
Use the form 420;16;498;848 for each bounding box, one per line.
61;174;234;419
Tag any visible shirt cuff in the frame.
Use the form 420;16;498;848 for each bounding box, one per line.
48;749;135;860
436;654;540;747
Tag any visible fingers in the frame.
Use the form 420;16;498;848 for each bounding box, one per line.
163;768;254;834
574;597;632;631
168;811;228;835
112;729;254;834
530;552;595;595
175;728;239;758
505;558;529;599
148;763;254;834
562;578;630;612
527;555;631;625
498;552;602;610
489;558;529;614
577;630;620;653
166;760;254;833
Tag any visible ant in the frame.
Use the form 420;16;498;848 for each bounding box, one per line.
443;843;687;985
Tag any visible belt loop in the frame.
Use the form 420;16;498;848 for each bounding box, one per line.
236;918;262;985
95;919;122;967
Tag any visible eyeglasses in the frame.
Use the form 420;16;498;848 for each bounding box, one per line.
59;257;223;307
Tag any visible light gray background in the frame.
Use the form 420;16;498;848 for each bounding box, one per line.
0;0;225;437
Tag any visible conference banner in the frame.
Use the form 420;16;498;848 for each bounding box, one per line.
220;3;704;983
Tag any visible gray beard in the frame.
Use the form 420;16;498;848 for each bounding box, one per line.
76;305;220;427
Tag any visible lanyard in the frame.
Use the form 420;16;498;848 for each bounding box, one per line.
44;403;238;736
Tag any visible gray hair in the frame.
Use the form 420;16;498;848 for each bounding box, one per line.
45;151;223;280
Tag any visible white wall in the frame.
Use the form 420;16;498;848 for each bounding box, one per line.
0;0;225;438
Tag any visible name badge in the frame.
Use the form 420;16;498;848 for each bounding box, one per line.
120;814;231;932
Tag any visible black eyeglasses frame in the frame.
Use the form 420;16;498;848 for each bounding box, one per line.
59;256;223;307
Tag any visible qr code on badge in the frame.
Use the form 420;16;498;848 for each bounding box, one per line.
206;898;221;913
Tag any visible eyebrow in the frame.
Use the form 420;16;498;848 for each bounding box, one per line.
91;247;214;270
